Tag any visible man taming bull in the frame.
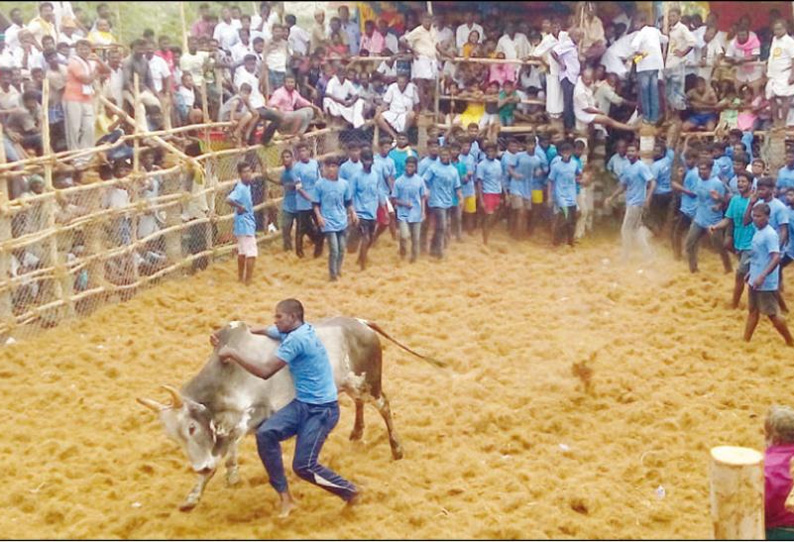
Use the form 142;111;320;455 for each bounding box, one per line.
210;299;360;517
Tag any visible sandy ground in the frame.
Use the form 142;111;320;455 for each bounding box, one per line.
2;228;793;539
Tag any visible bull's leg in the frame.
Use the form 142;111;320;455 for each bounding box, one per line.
225;440;240;487
349;399;365;441
180;469;216;511
373;391;403;460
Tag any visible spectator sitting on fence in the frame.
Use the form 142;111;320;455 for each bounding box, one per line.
375;73;419;140
233;53;282;145
764;405;794;539
323;63;365;128
104;159;133;247
122;38;161;122
220;82;256;145
269;74;323;140
6;90;42;155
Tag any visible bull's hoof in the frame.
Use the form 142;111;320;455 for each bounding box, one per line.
349;428;363;441
179;499;198;512
391;445;404;460
226;470;240;487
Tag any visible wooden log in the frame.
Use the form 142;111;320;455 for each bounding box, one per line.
639;123;657;165
709;446;765;540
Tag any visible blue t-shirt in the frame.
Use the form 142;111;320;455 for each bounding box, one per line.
620;160;654;208
458;153;476;197
711;155;733;182
387;147;417;179
679;166;699;218
424;161;461;209
351;169;382;220
749;225;781;291
476;158;503;195
501;151;521;193
293;159;322;212
373;153;396;198
777;165;794;201
418;155;439;177
607;153;630;179
651;154;673;194
281;167;298;214
313;178;352;232
754;198;790;235
339;159;364;183
469;140;483;163
273;323;338;405
228;181;255;236
548;158;581;208
694;177;725;228
391;173;426;223
725;195;754;251
787;206;794;259
515;152;546;198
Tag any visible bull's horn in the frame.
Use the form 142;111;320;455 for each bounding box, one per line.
161;385;184;409
136;397;168;412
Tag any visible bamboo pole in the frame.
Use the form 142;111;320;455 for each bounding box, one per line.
41;78;71;320
709;446;764;540
0;124;13;331
180;1;189;53
116;3;123;44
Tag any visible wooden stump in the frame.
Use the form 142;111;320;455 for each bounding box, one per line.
709;446;765;540
639;123;657;165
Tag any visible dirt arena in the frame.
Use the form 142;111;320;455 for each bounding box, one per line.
2;229;792;539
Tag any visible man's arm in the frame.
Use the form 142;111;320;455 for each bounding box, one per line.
219;347;287;380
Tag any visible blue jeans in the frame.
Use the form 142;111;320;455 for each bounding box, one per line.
256;399;357;501
325;229;347;279
429;207;448;257
637;70;660;123
281;211;297;251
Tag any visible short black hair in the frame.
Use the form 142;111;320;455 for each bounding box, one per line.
285;14;296;25
753;202;771;216
559;142;574;153
405;156;418;165
237;161;253;173
361;149;374;161
758;176;775;189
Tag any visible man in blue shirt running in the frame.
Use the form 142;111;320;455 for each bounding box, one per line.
214;299;361;518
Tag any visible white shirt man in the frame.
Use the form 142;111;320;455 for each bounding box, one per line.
381;81;419;132
213;20;240;52
251;11;279;43
324;75;364;128
767;31;794;98
698;36;724;84
289;25;311;56
234;67;265;108
496;32;531;60
265;41;290;73
148;54;171;94
455;21;483;52
631;25;668;73
601;31;637;79
5;23;23;53
230;40;252;65
435;24;454;53
665;20;695;70
103;63;124;106
180;50;208;87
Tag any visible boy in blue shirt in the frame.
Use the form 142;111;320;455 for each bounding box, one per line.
502;138;523;236
423;147;462;258
279;149;298;253
605;142;655;261
475;143;504;245
743;203;793;346
449;141;467;242
711;142;733;183
391;156;426;263
648;143;674;236
418;139;440;177
350;149;382;271
339;142;364;184
776;148;794;201
387;132;418;179
313;157;357;282
458;137;477;235
227;162;257;285
671;150;699;260
685;159;732;274
374;137;398;242
547;142;582;247
710;171;757;309
606;139;630;179
512;137;546;237
293;143;324;258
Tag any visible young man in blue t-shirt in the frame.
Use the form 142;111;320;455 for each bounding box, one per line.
685;159;732;274
743;204;793;346
226;162;257;285
313;157;357;282
350;149;382;271
671;150;699;260
391;156;426;262
293;143;324;258
279;149;298;253
547;142;582;247
423;146;462;258
213;299;360;518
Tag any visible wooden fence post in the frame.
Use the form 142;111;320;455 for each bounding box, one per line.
0;125;13;332
709;446;765;540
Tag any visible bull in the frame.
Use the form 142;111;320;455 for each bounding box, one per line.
137;317;442;511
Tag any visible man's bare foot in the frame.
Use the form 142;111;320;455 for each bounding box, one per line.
277;492;297;518
346;488;363;506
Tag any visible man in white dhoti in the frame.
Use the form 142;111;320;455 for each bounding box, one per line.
375;74;420;139
527;18;563;119
323;66;365;128
401;12;443;113
766;20;794;125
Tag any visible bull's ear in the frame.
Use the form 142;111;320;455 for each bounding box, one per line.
137;397;169;413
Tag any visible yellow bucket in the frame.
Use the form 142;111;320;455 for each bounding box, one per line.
531;190;544;204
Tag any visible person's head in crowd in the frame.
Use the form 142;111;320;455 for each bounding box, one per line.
253;36;265;54
208;38;220;53
604;23;616;43
667;7;681;28
284;14;296;30
405;10;418;30
752;158;766;178
752;199;771;230
404;155;418;176
220;7;232;24
377;18;390;39
346;67;358;84
61;17;77;37
756;176;776;201
466;123;480;141
710;141;726;159
113;159;132;179
558;141;573;162
378;136;392;156
282;148;294;169
39;2;55;23
130;38;146;59
684;149;698;170
142;28;155;42
273;23;286;42
9;7;23;26
96;18;112;35
735;170;753;197
27;175;45;195
785;147;794;169
230;5;242;21
97;2;111;20
296;142;311;162
426;138;440;159
360;148;375;172
438;145;451;165
466;29;481;49
733;152;748;175
44;50;60;71
323;156;340;179
314;9;326;26
239;14;251;31
459;136;472;156
396;132;410;149
773;19;789;39
21;90;39;114
364;19;377;38
504;79;516;95
156;36;171;54
485;80;499;96
145;40;157;60
283;74;298;93
393;73;411;93
485;142;497;160
56;42;70;59
737;14;751;31
528;30;542;48
243;53;257;74
147;105;164;130
140;148;157;171
625;141;641;163
75;39;92;61
259;1;272;17
238;28;251;46
321;60;335;80
504;22;516;39
186;36;198;55
420;12;433;31
41;35;56;53
652;141;666;161
690;13;703;30
697;157;714;180
329;16;342;35
580;67;595;87
338;5;352;24
0;67;12;90
736;27;753;46
346;142;361;162
181;71;195;90
765;406;794;447
506;137;519;155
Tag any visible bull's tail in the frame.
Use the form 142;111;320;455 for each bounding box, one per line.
358;319;446;368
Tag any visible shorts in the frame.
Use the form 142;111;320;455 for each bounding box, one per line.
688;112;718;127
510;194;531;210
411;58;438;80
358;218;376;238
376;204;390;226
482;193;501;214
748;289;780;316
479;112;499;129
782;254;793;269
531;189;544;205
736;250;751;277
237;235;258;258
463;195;477;214
766;77;794;99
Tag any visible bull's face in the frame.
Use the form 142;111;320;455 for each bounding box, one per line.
137;386;220;474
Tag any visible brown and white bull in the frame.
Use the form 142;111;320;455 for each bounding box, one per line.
137;317;442;511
